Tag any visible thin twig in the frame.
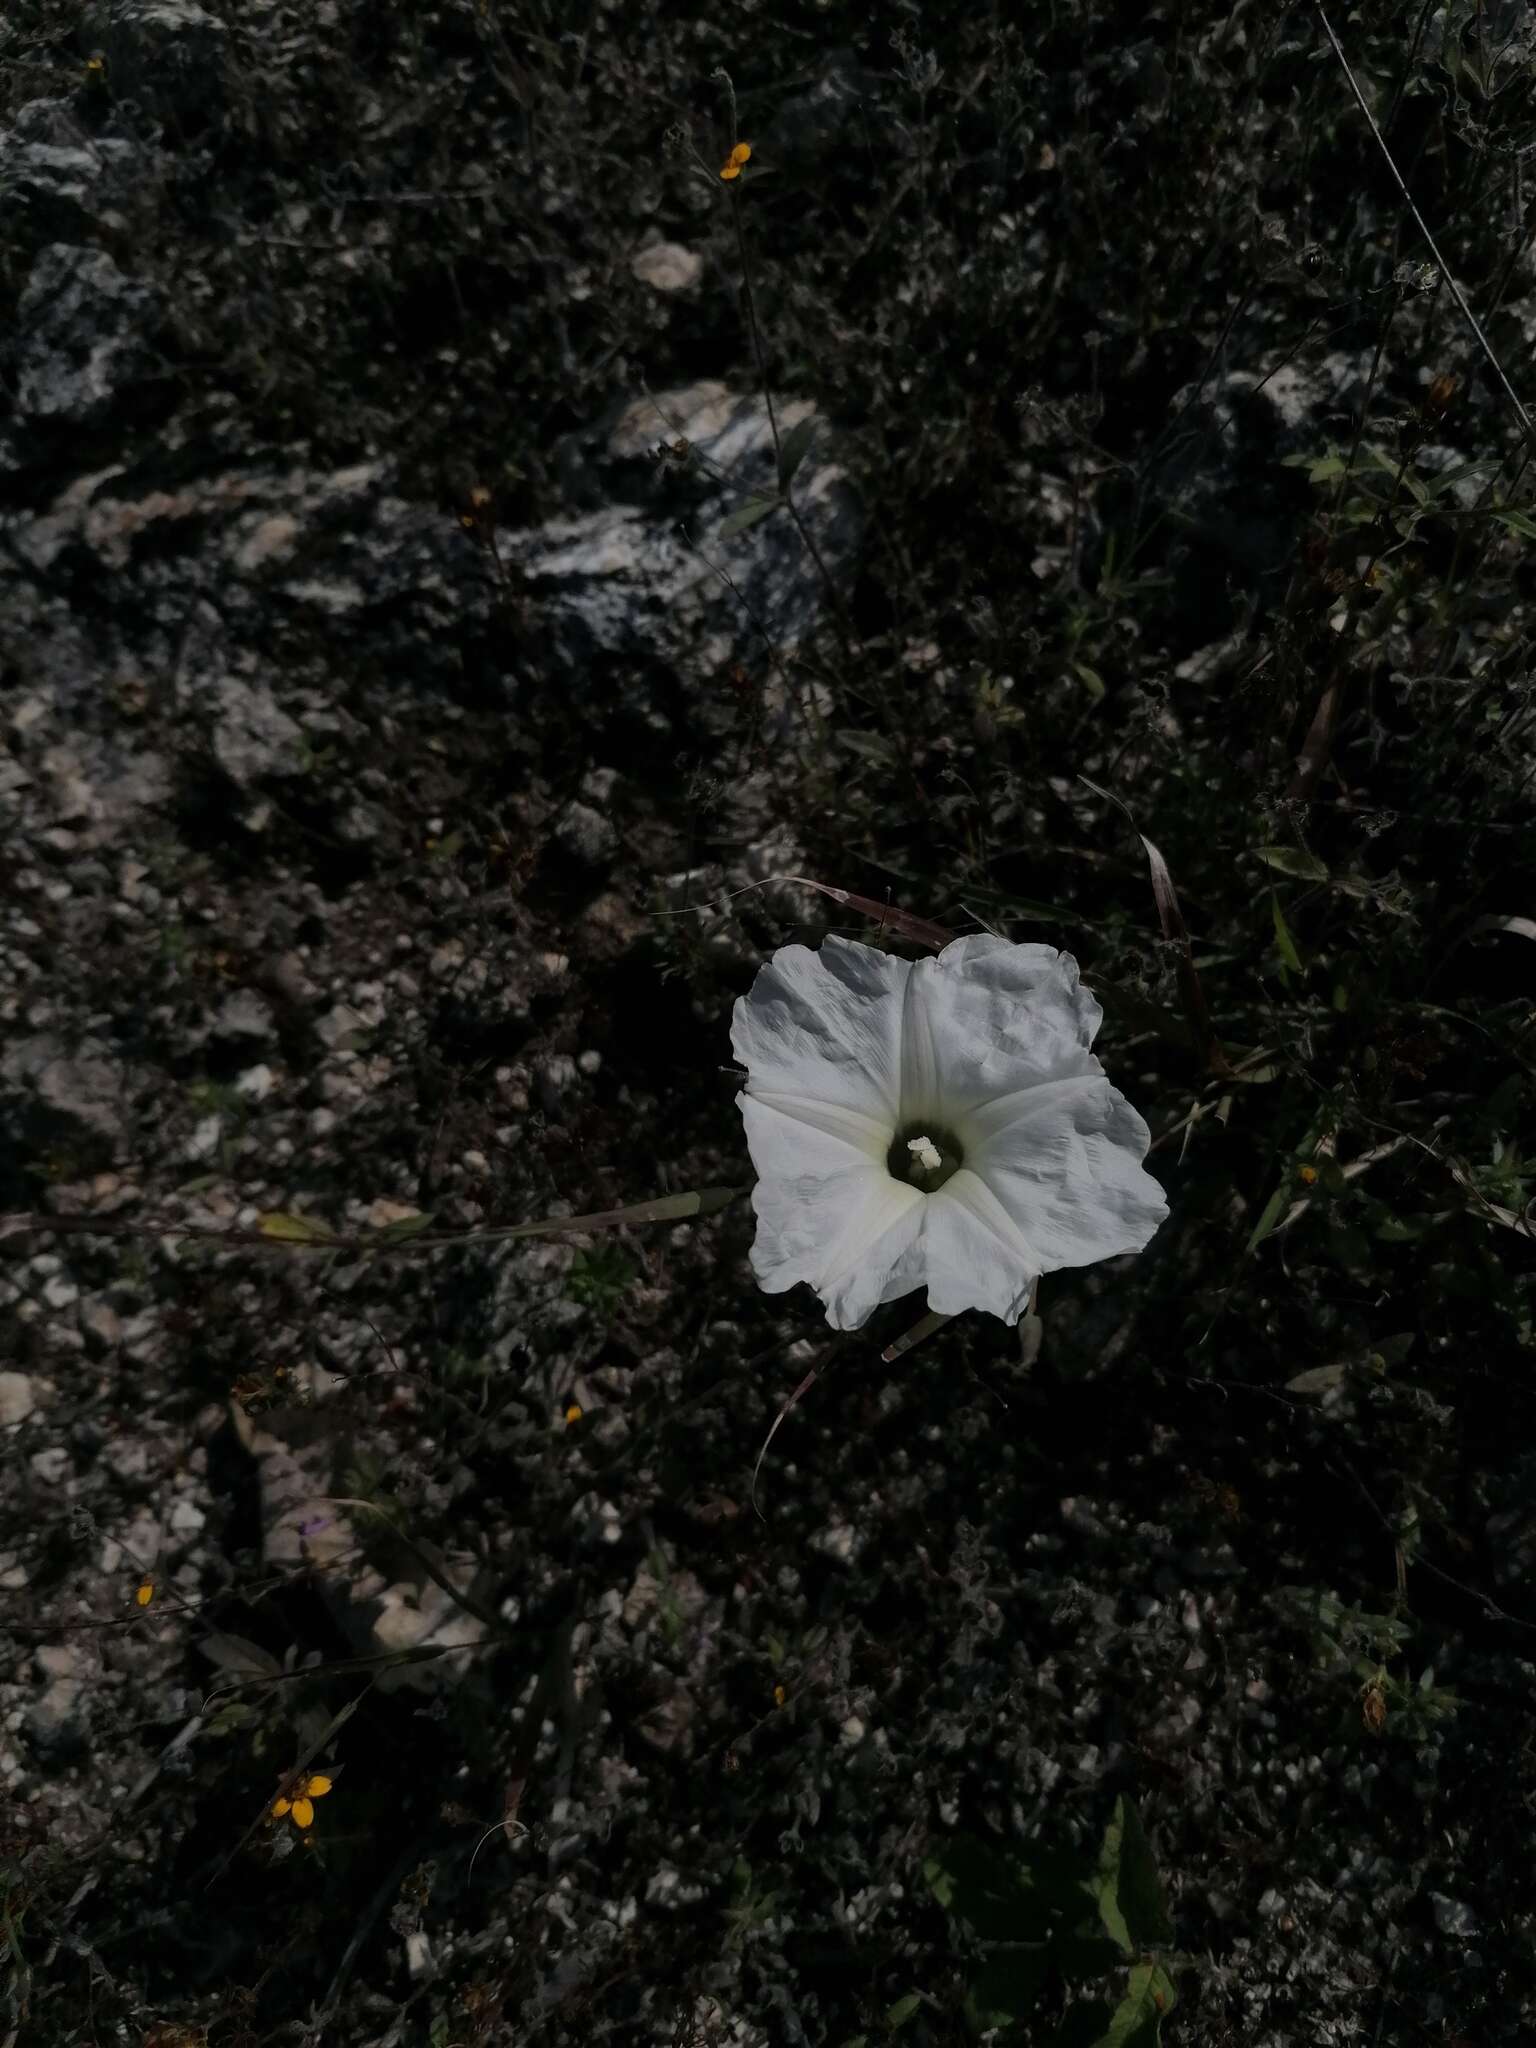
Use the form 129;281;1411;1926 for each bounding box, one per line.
1317;4;1536;446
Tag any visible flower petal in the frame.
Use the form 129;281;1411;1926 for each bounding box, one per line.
733;936;908;1129
742;1090;890;1162
271;1797;291;1818
922;1168;1041;1324
971;1075;1167;1274
747;1162;925;1330
304;1774;333;1799
900;937;1103;1133
291;1797;314;1829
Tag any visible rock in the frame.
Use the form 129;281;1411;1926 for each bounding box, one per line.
83;0;231;133
0;1373;38;1426
213;990;276;1042
23;1676;90;1763
554;799;618;867
630;240;703;292
80;1299;124;1350
31;1446;72;1486
514;380;862;717
209;675;306;788
0;103;142;254
13;243;161;427
2;1033;127;1143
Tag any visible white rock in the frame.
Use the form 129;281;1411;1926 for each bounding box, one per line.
184;1113;222;1161
630;241;704;292
0;1373;37;1426
166;1499;204;1541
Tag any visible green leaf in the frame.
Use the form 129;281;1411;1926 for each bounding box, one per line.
924;1836;1036;1944
777;414;818;489
718;495;778;539
1245;1182;1291;1255
1252;846;1329;882
1374;1214;1427;1242
1055;1933;1132;1982
374;1210;436;1243
257;1211;336;1245
1050;2001;1120;2048
884;1993;922;2030
1328;1222;1372;1272
1099;1963;1177;2048
835;730;899;766
1271;894;1303;973
965;1945;1051;2029
1093;1798;1173;1956
1492;507;1536;540
1071;661;1107;701
1285;1362;1350;1396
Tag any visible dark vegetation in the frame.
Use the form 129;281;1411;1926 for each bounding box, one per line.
1;1;1534;2043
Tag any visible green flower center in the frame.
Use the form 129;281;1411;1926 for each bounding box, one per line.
887;1124;964;1191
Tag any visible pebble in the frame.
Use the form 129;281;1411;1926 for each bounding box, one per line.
0;1373;38;1426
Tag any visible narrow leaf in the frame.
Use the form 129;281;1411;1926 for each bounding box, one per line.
1245;1182;1291;1256
881;1310;954;1364
1469;913;1536;944
1071;661;1107;701
718;496;778;539
771;875;954;950
1285;1362;1350;1395
374;1210;436;1243
1271;895;1303;973
488;1186;746;1240
1079;777;1230;1076
777;414;818;488
1252;846;1329;882
257;1211;336;1245
197;1631;284;1681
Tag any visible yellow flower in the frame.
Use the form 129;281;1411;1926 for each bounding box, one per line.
565;1402;582;1425
272;1773;334;1831
773;1683;786;1708
1297;1165;1318;1185
720;142;751;180
135;1578;154;1608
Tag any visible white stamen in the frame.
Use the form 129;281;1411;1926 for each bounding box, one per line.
907;1135;943;1174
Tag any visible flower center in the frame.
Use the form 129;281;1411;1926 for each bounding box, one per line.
888;1124;964;1191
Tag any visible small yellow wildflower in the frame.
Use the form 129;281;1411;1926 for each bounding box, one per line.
272;1773;333;1831
136;1578;155;1608
772;1683;786;1708
720;141;752;180
565;1402;582;1425
1297;1165;1318;1185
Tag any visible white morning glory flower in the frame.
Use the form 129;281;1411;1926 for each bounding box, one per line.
732;933;1168;1331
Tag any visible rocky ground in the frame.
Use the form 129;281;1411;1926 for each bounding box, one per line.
2;3;1535;2045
